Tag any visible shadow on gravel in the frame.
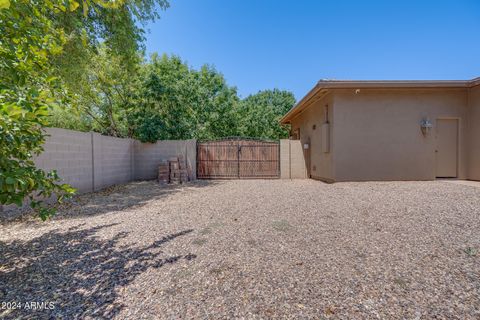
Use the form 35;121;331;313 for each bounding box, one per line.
0;224;196;319
1;180;221;223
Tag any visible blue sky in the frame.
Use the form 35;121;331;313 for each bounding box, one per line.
144;0;480;99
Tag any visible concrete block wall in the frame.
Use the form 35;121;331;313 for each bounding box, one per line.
279;139;307;179
280;140;291;179
35;128;94;193
92;133;135;191
31;128;196;195
134;139;197;180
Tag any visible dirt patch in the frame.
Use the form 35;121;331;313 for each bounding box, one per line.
1;179;480;319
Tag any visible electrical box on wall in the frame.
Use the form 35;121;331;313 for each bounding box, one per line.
321;123;330;153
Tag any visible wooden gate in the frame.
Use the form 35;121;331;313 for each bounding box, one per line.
197;138;280;179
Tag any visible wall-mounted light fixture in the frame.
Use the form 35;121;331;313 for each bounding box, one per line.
420;119;432;136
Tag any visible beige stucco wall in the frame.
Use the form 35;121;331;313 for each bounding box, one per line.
468;85;480;180
289;93;334;181
333;88;469;181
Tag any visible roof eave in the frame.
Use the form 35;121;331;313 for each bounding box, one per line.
280;84;323;124
281;78;479;125
316;80;470;89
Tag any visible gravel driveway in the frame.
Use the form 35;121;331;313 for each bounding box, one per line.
1;179;480;319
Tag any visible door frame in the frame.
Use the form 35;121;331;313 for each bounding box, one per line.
435;117;460;178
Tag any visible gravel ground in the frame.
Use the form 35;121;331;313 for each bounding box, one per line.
1;179;480;319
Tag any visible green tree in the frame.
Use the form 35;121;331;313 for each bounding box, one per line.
129;54;241;142
0;0;168;219
51;0;169;91
1;0;77;219
193;65;241;139
49;46;141;137
47;50;296;143
69;53;296;142
238;89;295;139
71;45;138;137
48;106;93;132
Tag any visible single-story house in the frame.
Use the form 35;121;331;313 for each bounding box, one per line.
280;78;480;182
